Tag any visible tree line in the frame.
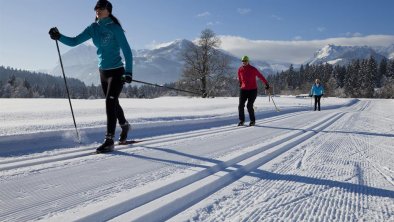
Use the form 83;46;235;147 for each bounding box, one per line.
0;66;178;99
266;57;394;98
178;28;394;99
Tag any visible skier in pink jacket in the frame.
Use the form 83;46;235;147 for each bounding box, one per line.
237;56;270;126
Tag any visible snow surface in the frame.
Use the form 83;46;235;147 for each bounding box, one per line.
0;96;393;221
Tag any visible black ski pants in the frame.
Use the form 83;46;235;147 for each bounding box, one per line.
238;89;257;122
100;67;127;136
314;95;322;111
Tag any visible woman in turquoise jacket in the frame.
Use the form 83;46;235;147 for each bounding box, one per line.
310;79;324;111
49;0;132;153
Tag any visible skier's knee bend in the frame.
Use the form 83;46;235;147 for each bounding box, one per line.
105;96;118;106
246;103;254;111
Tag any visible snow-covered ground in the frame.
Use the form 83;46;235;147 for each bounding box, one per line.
0;96;393;221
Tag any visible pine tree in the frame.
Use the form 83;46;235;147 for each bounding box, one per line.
386;59;394;78
344;60;361;97
377;58;387;87
366;57;377;97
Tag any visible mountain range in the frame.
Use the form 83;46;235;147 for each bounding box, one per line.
306;44;393;66
50;39;290;85
50;40;394;86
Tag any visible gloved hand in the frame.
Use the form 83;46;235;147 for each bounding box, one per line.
49;27;61;40
121;72;133;83
309;94;313;97
265;83;270;90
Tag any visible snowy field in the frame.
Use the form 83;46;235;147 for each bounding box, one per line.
0;96;393;221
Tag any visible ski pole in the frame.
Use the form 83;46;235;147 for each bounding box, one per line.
55;40;81;143
132;79;203;96
268;92;280;112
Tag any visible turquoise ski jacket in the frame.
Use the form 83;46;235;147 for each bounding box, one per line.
58;17;133;73
310;83;324;96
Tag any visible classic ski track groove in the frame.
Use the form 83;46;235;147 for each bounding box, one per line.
164;100;393;222
0;111;306;172
76;112;345;221
0;112;339;221
0;102;363;221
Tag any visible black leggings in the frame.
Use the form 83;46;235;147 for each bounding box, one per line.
314;95;322;111
238;89;258;122
100;67;127;136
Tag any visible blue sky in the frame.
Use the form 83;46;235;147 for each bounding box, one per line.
1;0;394;71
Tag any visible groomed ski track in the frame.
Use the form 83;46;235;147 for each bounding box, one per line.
0;99;393;221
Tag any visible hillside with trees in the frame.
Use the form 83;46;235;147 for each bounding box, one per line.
1;55;393;99
267;57;394;98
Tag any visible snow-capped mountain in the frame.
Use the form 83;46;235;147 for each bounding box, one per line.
50;40;189;86
306;44;387;66
51;44;99;85
374;44;394;60
50;39;288;86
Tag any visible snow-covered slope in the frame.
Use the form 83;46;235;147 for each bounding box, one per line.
0;97;393;221
306;44;387;66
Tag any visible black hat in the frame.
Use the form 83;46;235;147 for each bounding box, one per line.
94;0;112;13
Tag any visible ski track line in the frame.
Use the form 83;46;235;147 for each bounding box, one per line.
343;101;394;187
0;112;341;222
0;102;359;221
1;98;359;167
74;112;345;222
0;111;307;172
350;131;394;187
229;125;346;221
198;102;391;221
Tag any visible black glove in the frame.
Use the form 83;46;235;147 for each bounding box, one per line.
49;27;61;40
309;94;313;97
265;83;270;90
121;72;133;83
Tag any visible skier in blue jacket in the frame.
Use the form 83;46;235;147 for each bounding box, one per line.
49;0;132;153
309;79;324;111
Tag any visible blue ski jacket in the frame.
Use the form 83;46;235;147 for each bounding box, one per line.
58;17;133;73
310;83;324;96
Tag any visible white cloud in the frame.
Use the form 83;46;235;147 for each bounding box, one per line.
207;21;221;26
271;14;283;21
219;35;394;64
146;40;177;50
197;12;210;17
344;32;363;37
317;27;326;32
237;8;251;15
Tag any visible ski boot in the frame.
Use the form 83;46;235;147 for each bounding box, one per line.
249;121;255;126
118;121;130;145
238;121;244;126
96;134;114;153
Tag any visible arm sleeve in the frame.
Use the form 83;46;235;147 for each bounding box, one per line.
237;69;241;87
114;27;133;73
254;68;268;85
58;26;92;47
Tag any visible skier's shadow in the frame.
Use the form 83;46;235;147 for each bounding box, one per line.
113;145;394;199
